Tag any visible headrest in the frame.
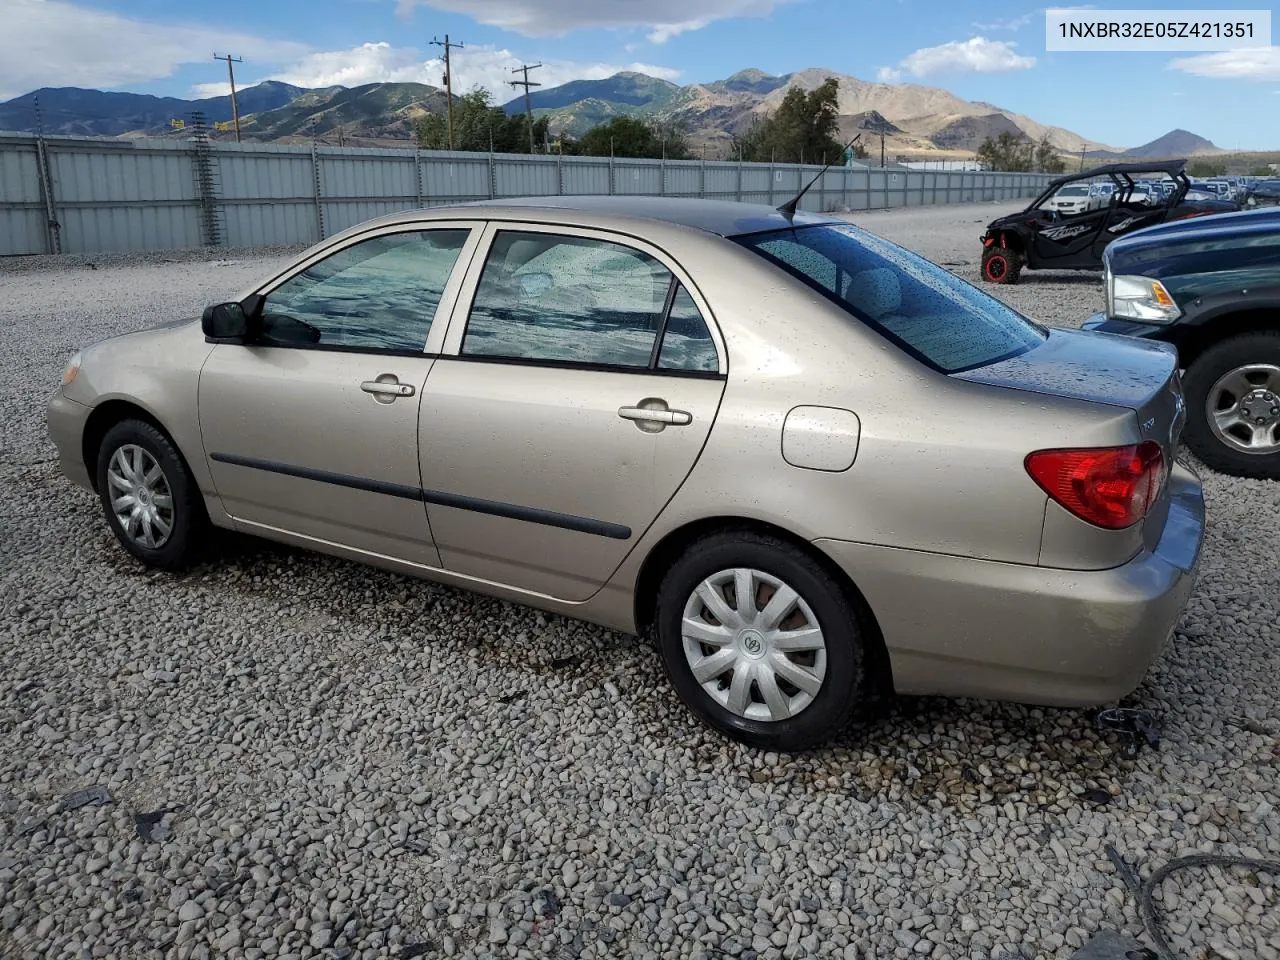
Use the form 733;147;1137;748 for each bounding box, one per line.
847;267;902;319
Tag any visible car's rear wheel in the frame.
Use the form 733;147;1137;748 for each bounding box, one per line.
96;419;209;569
655;531;869;751
1182;332;1280;480
981;246;1022;284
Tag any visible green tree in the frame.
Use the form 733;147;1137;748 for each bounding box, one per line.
1250;164;1274;176
575;116;690;159
1033;135;1066;174
578;116;654;157
733;77;844;164
977;132;1035;172
1186;158;1227;177
416;88;549;153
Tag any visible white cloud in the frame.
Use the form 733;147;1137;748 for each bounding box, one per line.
394;0;783;41
1168;47;1280;82
971;13;1033;31
271;41;433;89
204;42;681;105
648;19;711;43
0;0;308;99
191;82;233;98
880;36;1036;80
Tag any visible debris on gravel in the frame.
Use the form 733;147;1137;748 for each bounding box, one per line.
1;204;1277;960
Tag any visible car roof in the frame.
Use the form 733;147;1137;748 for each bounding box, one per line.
348;196;840;240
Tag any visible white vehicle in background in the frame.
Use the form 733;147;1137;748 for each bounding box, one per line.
1127;185;1158;206
1045;184;1099;215
1202;181;1234;201
1090;182;1116;205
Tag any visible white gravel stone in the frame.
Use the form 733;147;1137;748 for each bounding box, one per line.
1;207;1277;960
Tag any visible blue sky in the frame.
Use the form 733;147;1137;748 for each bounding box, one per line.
3;0;1278;149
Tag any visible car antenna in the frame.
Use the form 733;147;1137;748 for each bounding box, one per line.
777;134;862;220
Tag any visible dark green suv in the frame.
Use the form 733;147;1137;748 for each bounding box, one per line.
1083;208;1280;480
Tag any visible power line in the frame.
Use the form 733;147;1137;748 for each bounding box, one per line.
212;53;244;143
509;63;542;155
430;35;464;150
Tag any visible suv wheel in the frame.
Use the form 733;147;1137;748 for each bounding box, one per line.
96;419;210;569
654;531;870;751
1182;332;1280;480
981;246;1023;284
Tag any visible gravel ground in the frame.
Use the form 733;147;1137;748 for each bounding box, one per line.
1;203;1277;960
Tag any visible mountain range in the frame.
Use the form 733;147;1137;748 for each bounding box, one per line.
0;81;306;137
1085;128;1223;160
0;69;1223;160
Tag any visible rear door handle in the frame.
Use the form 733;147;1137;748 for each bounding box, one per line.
361;378;415;400
618;403;693;427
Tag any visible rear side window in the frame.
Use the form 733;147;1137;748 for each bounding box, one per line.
736;223;1044;373
658;286;719;372
462;230;719;372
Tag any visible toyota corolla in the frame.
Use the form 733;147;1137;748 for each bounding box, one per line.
48;197;1205;750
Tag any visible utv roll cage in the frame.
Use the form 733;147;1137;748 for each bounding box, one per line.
1026;159;1191;211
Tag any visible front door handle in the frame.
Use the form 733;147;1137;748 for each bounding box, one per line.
619;407;692;425
618;399;693;431
361;376;414;403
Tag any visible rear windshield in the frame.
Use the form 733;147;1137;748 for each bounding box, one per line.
735;223;1045;373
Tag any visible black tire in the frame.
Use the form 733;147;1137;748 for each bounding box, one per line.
1181;332;1280;481
981;245;1022;284
655;531;870;751
95;419;210;570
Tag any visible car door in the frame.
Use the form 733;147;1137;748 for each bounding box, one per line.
1091;184;1170;258
199;223;480;566
417;224;727;602
1030;194;1111;266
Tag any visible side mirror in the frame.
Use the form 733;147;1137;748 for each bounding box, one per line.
202;301;249;343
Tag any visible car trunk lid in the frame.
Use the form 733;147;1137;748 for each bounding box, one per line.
955;327;1186;555
955;326;1185;452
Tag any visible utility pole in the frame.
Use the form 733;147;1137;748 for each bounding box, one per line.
431;34;464;149
509;62;542;154
212;53;243;142
1079;143;1087;172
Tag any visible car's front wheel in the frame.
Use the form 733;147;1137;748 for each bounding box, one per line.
1182;332;1280;480
655;531;870;751
96;419;209;569
981;245;1022;284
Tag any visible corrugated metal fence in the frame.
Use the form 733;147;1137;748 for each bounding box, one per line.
0;134;1056;257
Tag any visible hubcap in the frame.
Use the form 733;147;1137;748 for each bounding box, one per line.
1207;364;1280;455
680;567;828;723
107;444;175;548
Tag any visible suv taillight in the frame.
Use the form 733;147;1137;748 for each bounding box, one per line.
1025;442;1165;530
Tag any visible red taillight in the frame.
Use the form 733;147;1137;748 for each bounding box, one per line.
1025;442;1165;530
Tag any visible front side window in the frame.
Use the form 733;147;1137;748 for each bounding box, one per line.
736;223;1045;373
462;231;718;372
261;229;470;351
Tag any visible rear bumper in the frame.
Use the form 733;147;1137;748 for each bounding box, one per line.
46;390;94;492
814;463;1205;707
